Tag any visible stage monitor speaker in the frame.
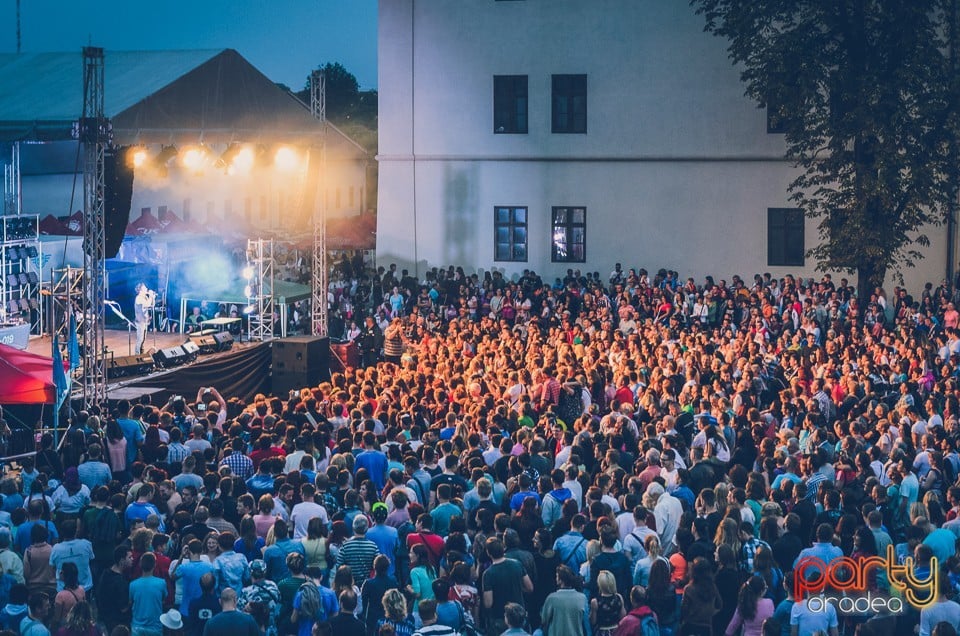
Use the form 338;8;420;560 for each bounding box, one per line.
153;345;188;368
108;354;154;378
272;336;330;377
190;334;218;354
181;341;200;359
213;332;234;351
104;147;134;259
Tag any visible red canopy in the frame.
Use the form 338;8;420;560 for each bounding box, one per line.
0;343;67;404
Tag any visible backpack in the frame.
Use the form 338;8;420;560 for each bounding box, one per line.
87;507;119;545
297;581;323;621
639;612;660;636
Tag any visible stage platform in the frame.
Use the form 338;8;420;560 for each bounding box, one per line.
25;329;263;400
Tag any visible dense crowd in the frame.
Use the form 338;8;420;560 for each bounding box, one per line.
4;262;960;636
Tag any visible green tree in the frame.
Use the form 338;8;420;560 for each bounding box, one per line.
691;0;959;300
295;62;360;120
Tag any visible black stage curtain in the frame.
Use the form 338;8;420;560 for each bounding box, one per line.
136;342;271;402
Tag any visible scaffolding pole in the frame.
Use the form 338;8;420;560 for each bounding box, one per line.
80;46;108;410
246;238;275;342
310;69;328;337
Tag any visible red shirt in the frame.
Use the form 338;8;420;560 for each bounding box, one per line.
407;531;445;568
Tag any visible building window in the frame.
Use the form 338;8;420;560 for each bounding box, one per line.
768;208;804;266
494;75;528;134
552;206;586;262
552;74;587;134
494;206;527;262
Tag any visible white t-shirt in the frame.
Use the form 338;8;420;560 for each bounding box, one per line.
290;500;329;539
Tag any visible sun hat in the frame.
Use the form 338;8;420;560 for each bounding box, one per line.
160;609;183;630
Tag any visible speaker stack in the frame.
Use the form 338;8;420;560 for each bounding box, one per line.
153;345;189;368
272;336;330;394
108;354;155;378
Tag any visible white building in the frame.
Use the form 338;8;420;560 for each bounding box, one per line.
377;0;947;291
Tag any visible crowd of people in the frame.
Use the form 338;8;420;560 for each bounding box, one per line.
3;262;960;636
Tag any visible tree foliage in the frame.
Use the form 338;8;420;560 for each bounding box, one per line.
691;0;960;297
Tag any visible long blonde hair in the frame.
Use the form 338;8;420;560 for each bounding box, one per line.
597;570;617;596
714;517;741;556
382;588;407;621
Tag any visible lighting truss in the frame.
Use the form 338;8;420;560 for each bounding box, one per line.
246;238;275;342
310;69;328;338
50;266;82;345
80;46;108;409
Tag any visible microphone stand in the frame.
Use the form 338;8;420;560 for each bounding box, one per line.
105;301;135;355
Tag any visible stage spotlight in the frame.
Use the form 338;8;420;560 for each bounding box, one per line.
243;305;255;315
231;146;255;175
274;146;300;172
244;285;253;298
154;145;178;167
182;147;208;172
242;266;254;280
128;147;148;169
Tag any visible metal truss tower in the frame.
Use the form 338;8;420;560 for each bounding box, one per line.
310;69;328;337
80;47;108;409
246;238;275;342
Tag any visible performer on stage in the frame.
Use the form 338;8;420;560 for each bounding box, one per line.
134;283;155;354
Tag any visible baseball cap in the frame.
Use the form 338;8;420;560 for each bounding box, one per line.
250;559;267;577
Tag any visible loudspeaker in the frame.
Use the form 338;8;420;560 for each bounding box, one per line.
181;341;200;359
213;332;234;351
104;147;134;259
272;336;329;376
190;334;218;354
108;354;154;378
153;345;188;368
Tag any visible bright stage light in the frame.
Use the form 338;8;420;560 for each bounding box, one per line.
128;148;148;169
243;305;255;315
182;147;208;172
244;285;253;298
274;146;300;172
230;147;255;175
242;266;254;280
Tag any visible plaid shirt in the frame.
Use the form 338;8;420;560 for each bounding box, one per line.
166;442;190;467
805;472;828;502
740;537;771;572
221;451;254;480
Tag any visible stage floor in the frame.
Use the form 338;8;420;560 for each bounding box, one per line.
25;329;227;359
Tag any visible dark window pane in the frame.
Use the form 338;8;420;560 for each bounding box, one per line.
494;75;528;134
494;206;528;262
767;208;804;266
552;74;587;134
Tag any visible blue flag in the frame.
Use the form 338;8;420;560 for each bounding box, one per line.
68;313;80;372
52;334;69;412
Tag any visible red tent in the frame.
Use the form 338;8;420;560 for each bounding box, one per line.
0;344;67;404
38;214;68;236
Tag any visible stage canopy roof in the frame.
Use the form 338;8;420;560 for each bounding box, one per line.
181;278;311;306
0;343;67;405
0;49;367;154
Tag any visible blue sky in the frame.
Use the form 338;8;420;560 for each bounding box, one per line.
0;0;378;89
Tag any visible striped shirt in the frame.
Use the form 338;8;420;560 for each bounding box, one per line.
336;536;380;585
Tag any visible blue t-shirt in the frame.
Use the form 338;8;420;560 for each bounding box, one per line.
176;560;216;615
118;418;144;466
15;521;57;553
129;575;168;632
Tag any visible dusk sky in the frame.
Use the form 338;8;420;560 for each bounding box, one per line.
0;0;378;89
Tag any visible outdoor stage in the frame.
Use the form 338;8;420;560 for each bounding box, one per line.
24;329;271;404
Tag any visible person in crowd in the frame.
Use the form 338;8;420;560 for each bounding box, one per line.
8;264;960;636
